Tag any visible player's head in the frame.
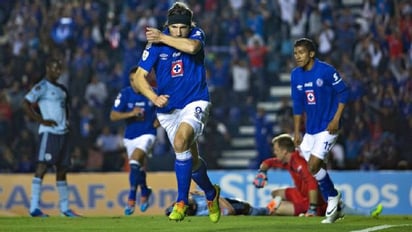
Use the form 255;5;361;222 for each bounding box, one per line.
293;38;316;70
166;1;194;37
271;134;295;162
46;57;63;81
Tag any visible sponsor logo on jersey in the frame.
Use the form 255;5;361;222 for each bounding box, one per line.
297;85;303;91
304;82;313;87
160;53;168;60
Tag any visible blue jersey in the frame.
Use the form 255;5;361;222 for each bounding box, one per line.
112;87;157;139
138;27;210;113
25;79;69;134
291;59;349;134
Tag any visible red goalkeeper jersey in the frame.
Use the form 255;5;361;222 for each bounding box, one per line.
262;151;318;198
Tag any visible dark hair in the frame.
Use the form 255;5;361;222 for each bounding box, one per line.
166;2;194;27
294;38;317;53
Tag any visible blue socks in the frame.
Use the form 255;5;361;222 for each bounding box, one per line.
192;158;215;201
128;163;139;201
317;172;338;200
175;158;193;205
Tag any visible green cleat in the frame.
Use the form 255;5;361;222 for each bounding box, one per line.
370;203;383;217
207;184;221;223
168;201;188;221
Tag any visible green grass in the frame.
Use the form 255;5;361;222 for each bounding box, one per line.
0;215;411;232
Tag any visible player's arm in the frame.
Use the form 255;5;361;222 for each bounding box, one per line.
146;27;201;54
327;70;349;134
109;108;144;121
130;67;169;108
22;99;57;127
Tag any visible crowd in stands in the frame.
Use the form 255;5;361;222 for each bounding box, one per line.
0;0;411;172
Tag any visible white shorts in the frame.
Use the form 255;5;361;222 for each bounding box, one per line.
299;131;338;161
123;134;156;158
157;100;211;146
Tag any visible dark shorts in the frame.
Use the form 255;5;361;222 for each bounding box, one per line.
37;132;70;167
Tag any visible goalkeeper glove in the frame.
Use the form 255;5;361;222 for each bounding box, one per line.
253;170;268;188
305;203;318;217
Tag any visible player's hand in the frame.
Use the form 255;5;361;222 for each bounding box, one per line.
253;171;267;188
326;119;339;134
293;133;302;147
146;27;162;43
153;95;169;108
41;119;57;127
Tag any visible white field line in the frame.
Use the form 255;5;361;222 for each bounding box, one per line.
350;224;412;232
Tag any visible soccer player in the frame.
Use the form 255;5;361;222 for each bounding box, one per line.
110;66;158;215
165;191;269;217
254;134;327;217
290;38;349;223
22;57;80;217
254;134;383;218
130;2;220;223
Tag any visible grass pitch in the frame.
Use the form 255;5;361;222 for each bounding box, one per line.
0;215;411;232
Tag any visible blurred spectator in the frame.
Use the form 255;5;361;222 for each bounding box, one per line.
95;126;124;172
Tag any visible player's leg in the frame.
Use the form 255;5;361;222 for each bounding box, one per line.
55;134;81;217
307;132;341;223
29;133;50;217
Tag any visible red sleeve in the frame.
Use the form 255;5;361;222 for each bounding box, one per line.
262;157;286;169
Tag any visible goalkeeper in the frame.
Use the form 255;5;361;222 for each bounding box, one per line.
253;134;383;217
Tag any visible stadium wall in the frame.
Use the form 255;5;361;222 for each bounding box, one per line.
0;171;411;216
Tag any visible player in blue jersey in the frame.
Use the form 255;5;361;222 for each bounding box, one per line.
290;38;349;223
22;57;80;218
110;66;158;216
130;2;220;223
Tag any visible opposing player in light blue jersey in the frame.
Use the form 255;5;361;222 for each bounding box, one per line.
165;191;269;217
110;66;158;216
23;57;80;218
130;2;220;223
290;38;349;224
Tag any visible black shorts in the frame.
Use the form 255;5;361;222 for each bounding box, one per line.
37;132;70;167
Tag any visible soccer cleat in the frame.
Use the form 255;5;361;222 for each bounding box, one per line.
124;200;135;216
30;208;49;218
266;196;282;215
168;201;188;221
322;191;341;224
140;187;152;212
207;184;221;223
370;203;383;217
61;209;82;217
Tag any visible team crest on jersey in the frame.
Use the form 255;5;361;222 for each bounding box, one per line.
316;78;323;87
305;90;316;104
171;60;184;77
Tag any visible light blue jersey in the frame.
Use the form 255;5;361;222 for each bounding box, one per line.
25;79;69;134
291;59;349;134
138;27;210;113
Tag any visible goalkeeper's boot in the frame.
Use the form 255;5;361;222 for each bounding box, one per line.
30;208;49;218
322;191;342;224
124;200;135;216
370;203;383;217
61;209;82;217
168;201;188;221
140;187;152;212
207;184;221;223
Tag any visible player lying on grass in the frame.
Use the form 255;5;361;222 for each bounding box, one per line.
254;134;383;218
165;190;270;216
